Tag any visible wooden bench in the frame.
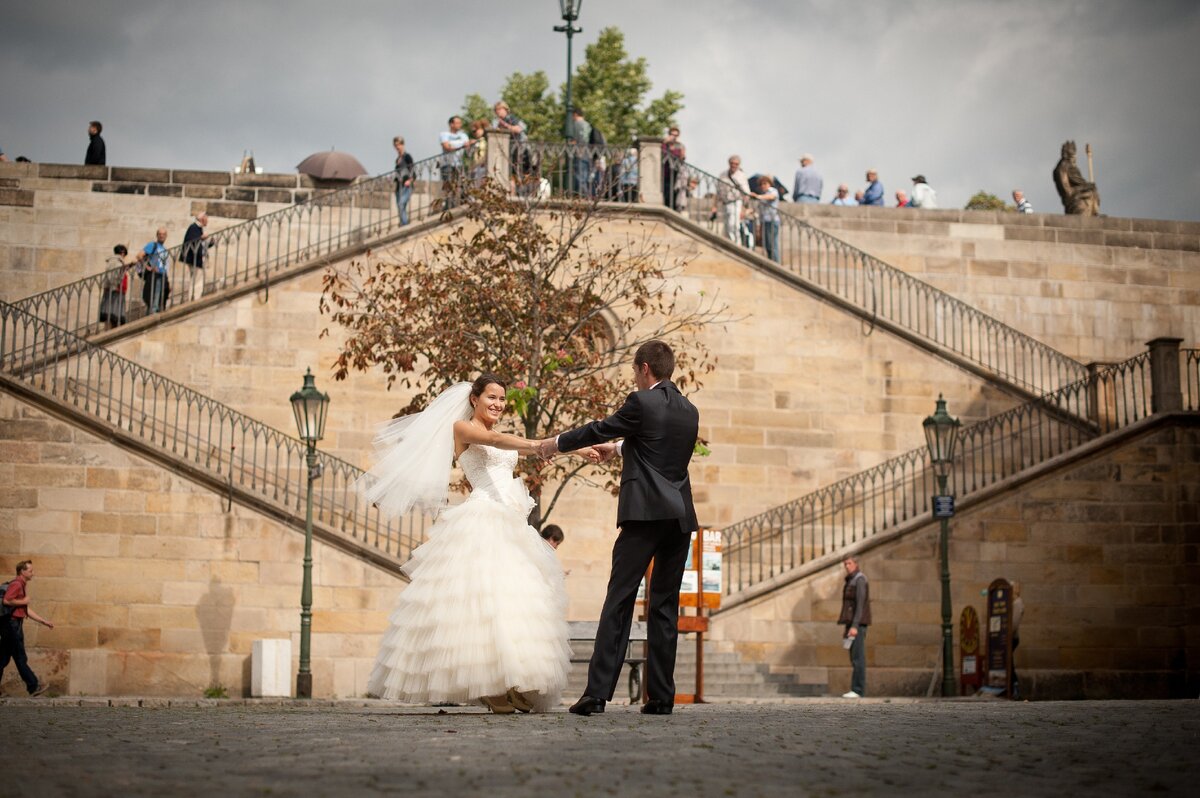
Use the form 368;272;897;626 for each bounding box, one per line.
568;620;648;702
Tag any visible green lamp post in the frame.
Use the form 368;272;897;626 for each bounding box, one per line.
923;394;961;698
554;0;584;138
289;367;329;699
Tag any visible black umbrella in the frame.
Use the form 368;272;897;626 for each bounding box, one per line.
296;150;368;181
748;173;790;201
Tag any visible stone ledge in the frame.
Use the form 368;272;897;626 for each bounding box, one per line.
233;173;298;188
193;200;258;220
92;182;146;195
147;184;184;198
171;169;231;186
38;163;109;180
111;166;171;183
223;187;255;203
0;187;35;207
256;188;294;204
184;185;224;199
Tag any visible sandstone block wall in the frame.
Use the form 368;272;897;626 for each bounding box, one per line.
709;420;1200;699
783;205;1200;364
101;216;1022;598
0;395;404;699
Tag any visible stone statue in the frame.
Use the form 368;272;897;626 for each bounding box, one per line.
1053;140;1100;216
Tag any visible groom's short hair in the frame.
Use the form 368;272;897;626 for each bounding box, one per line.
635;340;675;381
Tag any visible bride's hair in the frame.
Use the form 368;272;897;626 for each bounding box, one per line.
470;373;507;403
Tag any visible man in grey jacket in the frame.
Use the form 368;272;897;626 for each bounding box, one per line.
838;555;871;698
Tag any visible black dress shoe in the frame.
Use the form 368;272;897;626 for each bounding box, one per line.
640;700;673;715
569;696;606;715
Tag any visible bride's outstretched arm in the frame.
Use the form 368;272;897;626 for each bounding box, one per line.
453;420;540;456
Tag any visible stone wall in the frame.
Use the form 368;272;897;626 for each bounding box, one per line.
780;205;1200;364
708;418;1200;699
101;215;1023;612
0;395;403;699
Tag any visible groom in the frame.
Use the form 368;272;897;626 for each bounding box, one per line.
538;340;699;716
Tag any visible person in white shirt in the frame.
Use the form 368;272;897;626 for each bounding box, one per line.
715;155;752;243
910;175;938;209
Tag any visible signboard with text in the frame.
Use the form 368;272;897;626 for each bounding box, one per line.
680;529;722;609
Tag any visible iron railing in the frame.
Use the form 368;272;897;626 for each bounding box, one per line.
673;161;1088;398
0;300;431;562
11;152;455;341
721;351;1155;596
522;141;636;202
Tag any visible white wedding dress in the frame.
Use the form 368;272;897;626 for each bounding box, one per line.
367;444;570;709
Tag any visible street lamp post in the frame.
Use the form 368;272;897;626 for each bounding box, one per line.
554;0;584;138
289;367;329;699
923;394;961;698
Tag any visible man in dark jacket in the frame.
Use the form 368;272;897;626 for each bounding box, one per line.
838;555;871;698
181;212;214;300
539;340;699;716
85;121;106;166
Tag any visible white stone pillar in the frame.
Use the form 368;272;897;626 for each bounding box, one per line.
252;638;293;697
637;137;663;206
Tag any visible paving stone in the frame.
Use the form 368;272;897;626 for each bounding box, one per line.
0;701;1196;797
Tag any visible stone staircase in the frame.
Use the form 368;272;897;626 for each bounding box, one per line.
564;639;827;702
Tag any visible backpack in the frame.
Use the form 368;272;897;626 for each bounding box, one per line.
0;581;13;617
588;124;606;148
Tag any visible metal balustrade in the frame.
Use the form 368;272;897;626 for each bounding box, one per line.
673;161;1088;398
11;152;454;342
0;301;431;563
721;350;1157;596
13;140;1084;407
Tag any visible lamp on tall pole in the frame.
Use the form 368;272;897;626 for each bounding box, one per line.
923;393;961;698
554;0;584;138
289;367;329;699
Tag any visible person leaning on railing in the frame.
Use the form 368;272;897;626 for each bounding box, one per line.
618;147;639;203
715;155;751;243
136;226;172;314
99;244;134;328
438;115;471;211
392;136;415;225
750;175;781;263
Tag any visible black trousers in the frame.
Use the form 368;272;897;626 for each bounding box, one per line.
0;617;38;693
585;519;692;703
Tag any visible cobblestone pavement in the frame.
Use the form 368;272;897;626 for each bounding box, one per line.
3;698;1197;797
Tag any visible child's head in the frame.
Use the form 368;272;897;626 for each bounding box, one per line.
540;524;564;549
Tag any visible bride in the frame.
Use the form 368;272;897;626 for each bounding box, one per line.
361;374;590;713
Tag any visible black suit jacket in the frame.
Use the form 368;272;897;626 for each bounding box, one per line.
558;381;699;533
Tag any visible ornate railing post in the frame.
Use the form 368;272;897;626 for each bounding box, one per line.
636;137;663;206
1146;337;1184;413
485;129;512;191
1085;360;1115;428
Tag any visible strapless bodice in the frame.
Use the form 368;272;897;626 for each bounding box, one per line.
457;445;533;515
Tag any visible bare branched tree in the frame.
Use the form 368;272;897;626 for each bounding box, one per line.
320;179;731;527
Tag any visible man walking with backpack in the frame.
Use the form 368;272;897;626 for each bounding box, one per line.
1;560;53;696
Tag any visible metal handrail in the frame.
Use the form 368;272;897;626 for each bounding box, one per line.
0;300;432;562
721;350;1155;596
10;152;453;340
673;160;1088;398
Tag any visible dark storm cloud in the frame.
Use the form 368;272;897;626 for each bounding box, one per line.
1;0;1197;220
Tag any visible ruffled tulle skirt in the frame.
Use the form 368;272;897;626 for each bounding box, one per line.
367;494;571;710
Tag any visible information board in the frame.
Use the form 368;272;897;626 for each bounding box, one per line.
986;578;1013;694
680;529;722;609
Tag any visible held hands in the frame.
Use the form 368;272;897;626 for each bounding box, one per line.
532;438;615;464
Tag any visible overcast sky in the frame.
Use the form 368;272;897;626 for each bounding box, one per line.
2;0;1197;220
